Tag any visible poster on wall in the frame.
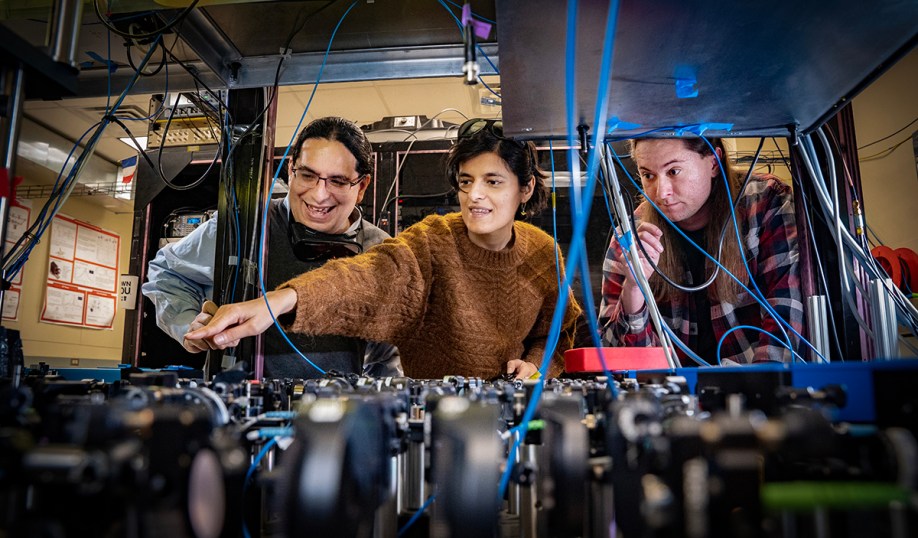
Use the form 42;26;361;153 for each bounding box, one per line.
1;289;20;321
2;199;31;322
40;215;120;329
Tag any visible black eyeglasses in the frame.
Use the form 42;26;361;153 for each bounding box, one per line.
457;118;538;172
291;167;364;195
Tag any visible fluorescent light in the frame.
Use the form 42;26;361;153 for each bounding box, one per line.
119;136;148;151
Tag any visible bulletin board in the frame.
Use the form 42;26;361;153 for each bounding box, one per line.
2;199;32;322
40;214;120;329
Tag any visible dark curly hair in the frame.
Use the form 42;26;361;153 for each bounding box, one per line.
446;128;549;215
290;116;373;177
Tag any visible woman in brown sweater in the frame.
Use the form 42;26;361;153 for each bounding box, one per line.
187;119;582;379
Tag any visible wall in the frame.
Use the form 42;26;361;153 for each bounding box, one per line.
852;48;918;253
3;184;134;369
853;47;918;356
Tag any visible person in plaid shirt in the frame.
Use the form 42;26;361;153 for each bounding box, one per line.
599;137;803;365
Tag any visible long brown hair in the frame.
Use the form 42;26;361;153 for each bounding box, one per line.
630;137;748;303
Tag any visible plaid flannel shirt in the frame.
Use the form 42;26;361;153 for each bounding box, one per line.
599;176;804;364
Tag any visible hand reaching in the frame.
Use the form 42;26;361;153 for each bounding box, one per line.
181;300;219;353
184;289;298;350
506;359;539;379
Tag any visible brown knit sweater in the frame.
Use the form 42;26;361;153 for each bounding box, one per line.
277;213;582;379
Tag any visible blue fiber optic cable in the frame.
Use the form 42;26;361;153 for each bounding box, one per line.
398;493;436;537
256;0;361;375
499;0;621;501
701;137;794;348
5;36;163;278
606;219;713;367
243;437;279;538
717;325;799;365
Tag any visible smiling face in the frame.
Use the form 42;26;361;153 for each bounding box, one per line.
457;151;533;251
633;138;721;231
287;138;370;234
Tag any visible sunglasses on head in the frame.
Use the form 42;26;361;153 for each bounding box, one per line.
458;118;510;140
457;118;538;172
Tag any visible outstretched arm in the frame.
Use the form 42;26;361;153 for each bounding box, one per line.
184;289;298;349
141;218;217;349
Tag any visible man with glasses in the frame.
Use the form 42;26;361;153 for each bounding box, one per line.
142;116;400;378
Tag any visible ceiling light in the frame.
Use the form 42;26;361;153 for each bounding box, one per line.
119;136;148;151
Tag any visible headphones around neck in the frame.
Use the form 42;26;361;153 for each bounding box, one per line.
287;216;363;262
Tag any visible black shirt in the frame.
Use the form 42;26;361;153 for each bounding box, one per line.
675;228;716;365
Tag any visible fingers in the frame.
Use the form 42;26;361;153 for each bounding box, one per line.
202;300;219;316
638;222;663;238
185;303;247;342
182;337;211;353
636;223;664;258
185;291;296;349
507;359;539;379
206;323;255;350
184;297;275;349
189;311;214;331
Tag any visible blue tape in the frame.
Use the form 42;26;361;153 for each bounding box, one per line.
674;65;697;98
619;230;634;251
85;51;118;73
674;123;734;136
606;116;642;133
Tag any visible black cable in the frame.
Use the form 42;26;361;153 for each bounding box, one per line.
93;0;201;41
125;38;166;76
229;0;338;142
150;21;227;191
857;116;918;150
155;107;221;191
628;138;764;293
214;0;339;303
159;45;228;121
107;116;157;170
859;136;914;161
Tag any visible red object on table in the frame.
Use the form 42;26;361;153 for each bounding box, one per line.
564;347;669;372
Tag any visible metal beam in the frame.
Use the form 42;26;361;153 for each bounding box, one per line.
75;59;226;96
223;43;499;89
164;8;241;85
0;24;77;99
67;42;499;98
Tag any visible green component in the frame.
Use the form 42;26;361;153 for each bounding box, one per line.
527;419;545;431
762;482;910;511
